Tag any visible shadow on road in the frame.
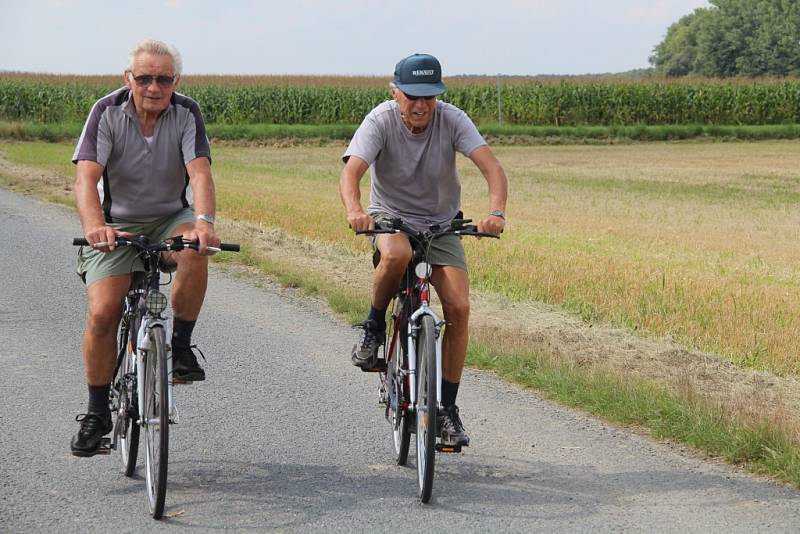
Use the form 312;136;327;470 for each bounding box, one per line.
144;452;786;529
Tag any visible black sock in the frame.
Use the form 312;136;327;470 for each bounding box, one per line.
87;383;111;415
367;306;386;331
172;318;196;349
441;380;460;408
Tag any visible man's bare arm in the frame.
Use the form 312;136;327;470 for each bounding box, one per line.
469;145;509;235
185;156;219;254
75;160;120;249
339;155;374;232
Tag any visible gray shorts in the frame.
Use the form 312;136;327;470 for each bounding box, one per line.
76;208;197;286
370;212;468;272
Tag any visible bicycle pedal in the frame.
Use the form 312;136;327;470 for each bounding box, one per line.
435;443;462;453
96;437;113;454
360;358;387;373
172;378;194;385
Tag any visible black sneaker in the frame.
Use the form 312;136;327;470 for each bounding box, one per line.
439;405;470;447
173;345;206;382
70;412;113;457
351;319;385;369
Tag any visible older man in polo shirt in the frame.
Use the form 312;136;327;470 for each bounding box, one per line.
70;39;220;457
340;53;508;446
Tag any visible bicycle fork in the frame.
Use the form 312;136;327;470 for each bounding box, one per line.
407;305;445;412
136;319;179;427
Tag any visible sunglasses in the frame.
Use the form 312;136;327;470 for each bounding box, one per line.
128;72;176;87
402;92;436;101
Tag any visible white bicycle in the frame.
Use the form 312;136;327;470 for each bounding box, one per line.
72;235;239;518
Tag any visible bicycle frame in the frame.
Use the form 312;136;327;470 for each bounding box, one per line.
123;260;177;435
372;217;498;416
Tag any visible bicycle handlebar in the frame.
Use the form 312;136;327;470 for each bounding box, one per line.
354;217;500;240
72;236;241;253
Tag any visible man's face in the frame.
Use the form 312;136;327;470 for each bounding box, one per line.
125;52;178;115
393;87;437;133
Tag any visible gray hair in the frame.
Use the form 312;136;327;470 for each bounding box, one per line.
127;39;183;76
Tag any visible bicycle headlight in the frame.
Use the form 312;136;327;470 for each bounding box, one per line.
414;262;432;280
145;290;168;315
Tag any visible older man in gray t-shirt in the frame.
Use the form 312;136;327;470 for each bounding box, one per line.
340;53;508;446
69;40;221;458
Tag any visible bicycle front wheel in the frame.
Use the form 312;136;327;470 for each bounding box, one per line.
415;314;437;503
115;321;140;476
143;326;169;519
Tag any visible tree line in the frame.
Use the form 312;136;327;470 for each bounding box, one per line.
650;0;800;77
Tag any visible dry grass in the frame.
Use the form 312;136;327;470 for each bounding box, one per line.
213;141;800;374
465;143;800;372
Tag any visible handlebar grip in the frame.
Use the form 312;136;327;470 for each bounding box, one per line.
73;238;89;246
219;243;240;252
355;229;396;235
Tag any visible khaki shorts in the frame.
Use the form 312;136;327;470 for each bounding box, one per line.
76;208;197;286
370;212;468;272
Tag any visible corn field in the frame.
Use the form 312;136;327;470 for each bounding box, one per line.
2;74;800;126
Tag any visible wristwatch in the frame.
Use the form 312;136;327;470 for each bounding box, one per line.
489;209;505;220
196;213;215;225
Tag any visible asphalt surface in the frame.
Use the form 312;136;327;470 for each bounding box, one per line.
2;187;800;533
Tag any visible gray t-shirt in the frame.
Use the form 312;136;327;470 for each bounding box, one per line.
73;87;211;223
343;100;486;231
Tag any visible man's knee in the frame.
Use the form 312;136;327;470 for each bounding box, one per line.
86;305;121;337
85;276;128;337
443;299;470;324
378;248;412;269
174;249;209;272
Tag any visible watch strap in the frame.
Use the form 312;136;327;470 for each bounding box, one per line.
196;213;215;225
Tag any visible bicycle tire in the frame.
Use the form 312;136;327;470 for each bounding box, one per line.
115;320;140;477
415;314;437;503
390;322;411;465
143;326;169;519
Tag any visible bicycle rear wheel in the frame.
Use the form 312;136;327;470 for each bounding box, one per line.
114;320;140;476
143;326;169;519
390;324;411;465
415;314;437;503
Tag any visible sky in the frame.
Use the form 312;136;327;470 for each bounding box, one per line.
0;0;710;76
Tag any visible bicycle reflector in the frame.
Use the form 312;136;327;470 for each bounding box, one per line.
145;290;168;315
415;262;432;280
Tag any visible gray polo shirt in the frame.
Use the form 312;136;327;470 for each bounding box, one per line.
73;87;211;223
343;100;486;232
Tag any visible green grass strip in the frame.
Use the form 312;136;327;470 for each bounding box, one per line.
208;123;358;140
5;121;800;143
468;342;800;486
479;123;800;141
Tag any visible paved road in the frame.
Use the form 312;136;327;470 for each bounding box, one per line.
2;187;800;533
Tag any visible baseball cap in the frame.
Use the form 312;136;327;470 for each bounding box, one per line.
393;53;446;97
